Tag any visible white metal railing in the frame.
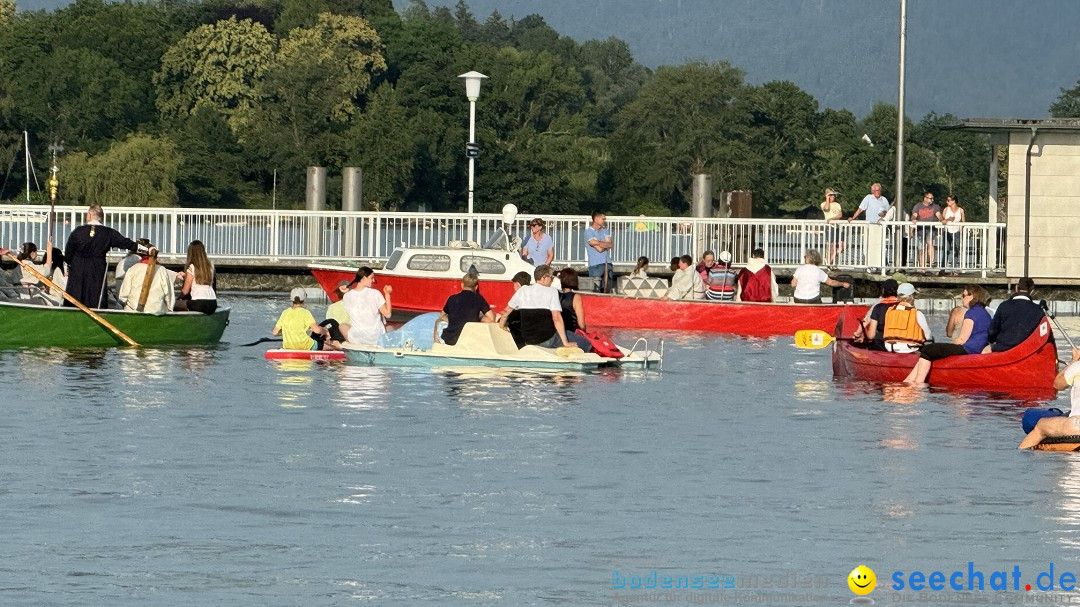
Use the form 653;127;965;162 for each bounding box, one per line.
0;205;1006;274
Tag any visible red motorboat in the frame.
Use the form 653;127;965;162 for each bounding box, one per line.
831;307;1059;395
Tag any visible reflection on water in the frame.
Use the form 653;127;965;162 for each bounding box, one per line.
7;295;1080;604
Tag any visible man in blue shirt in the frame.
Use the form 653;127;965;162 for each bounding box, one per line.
848;183;891;224
585;210;613;292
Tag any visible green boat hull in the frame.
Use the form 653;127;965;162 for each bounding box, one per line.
0;301;230;348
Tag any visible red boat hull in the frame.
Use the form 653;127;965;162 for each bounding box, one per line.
831;307;1058;395
313;266;868;337
580;294;867;337
311;267;514;312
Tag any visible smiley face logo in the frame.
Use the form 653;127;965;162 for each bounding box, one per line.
848;565;876;595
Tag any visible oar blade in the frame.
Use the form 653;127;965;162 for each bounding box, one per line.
794;330;834;349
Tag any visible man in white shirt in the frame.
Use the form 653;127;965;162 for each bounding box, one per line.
848;183;891;224
1019;348;1080;449
661;255;705;301
497;265;572;349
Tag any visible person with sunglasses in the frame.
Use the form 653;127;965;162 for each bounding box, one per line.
902;285;991;385
820;188;844;265
521;218;554;268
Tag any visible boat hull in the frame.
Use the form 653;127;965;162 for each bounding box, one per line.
312;267;514;312
831;307;1057;396
343;347;604;370
313;266;868;337
0;301;230;348
580;293;869;337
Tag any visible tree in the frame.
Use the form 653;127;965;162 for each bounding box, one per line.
65;134;181;207
344;84;416;207
0;0;14;27
248;12;386;200
1050;79;1080;118
608;62;757;214
154;17;275;136
169;106;255;207
744;80;821;215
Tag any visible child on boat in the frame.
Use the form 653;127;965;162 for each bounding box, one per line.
273;287;331;350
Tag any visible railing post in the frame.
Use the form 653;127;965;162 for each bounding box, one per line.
271;210;280;259
169;208;178;255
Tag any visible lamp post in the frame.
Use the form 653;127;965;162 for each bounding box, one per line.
459;71;487;242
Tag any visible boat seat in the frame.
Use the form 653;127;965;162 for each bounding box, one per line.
618;276;668;299
430;322;520;356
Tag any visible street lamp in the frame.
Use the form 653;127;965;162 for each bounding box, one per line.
459;70;487;242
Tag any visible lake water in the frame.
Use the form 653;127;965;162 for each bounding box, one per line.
3;295;1080;606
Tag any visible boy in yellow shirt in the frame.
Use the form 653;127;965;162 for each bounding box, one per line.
273;288;328;350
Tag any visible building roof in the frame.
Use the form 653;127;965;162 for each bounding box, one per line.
943;118;1080;133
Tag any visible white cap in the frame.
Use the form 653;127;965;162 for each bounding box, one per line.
897;282;917;296
289;287;307;302
718;251;732;263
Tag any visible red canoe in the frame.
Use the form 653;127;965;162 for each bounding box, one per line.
831;307;1058;395
265;349;346;361
580;292;869;337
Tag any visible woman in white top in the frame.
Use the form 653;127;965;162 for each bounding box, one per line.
178;240;217;314
790;249;850;304
14;242;49;299
44;247;67;305
820;188;844;265
343;266;393;345
941;195;965;271
630;256;649;278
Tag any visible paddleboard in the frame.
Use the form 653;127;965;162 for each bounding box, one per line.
265;349;345;361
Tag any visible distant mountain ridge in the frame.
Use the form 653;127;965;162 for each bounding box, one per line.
397;0;1078;120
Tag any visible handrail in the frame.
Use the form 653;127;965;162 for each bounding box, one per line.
0;204;1006;273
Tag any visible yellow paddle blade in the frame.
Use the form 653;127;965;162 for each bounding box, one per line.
794;330;835;349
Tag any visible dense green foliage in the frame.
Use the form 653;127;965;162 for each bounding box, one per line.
0;0;998;219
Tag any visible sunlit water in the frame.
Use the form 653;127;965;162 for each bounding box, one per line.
3;296;1080;606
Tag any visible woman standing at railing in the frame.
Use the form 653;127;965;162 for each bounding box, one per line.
820;188;844;266
941;195;965;273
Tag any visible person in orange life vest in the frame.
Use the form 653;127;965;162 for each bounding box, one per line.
882;282;932;353
852;278;899;351
735;248;778;302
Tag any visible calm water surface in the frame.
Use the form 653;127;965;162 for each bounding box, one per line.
3;295;1080;606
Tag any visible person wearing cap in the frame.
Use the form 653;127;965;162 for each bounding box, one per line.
436;274;495;346
117;242;176;314
736;248;778;303
702;250;738;301
661;255;705;301
497;265;574;349
273;287;329;350
343;266;393;345
903;285;991;384
853;278;899;351
987;277;1045;352
521;218;554;268
790;249;850;304
882;282;932;353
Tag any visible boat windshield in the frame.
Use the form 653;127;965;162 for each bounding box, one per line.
482;228;510;251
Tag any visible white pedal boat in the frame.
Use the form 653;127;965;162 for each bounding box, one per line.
342;322;662;370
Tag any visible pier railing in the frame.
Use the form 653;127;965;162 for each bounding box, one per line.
0;205;1005;275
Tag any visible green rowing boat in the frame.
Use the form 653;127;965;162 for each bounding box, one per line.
0;300;230;348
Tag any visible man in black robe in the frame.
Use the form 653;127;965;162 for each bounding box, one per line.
63;205;148;308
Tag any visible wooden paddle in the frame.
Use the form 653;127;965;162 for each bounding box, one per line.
794;329;837;349
3;252;139;347
135;249;157;312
